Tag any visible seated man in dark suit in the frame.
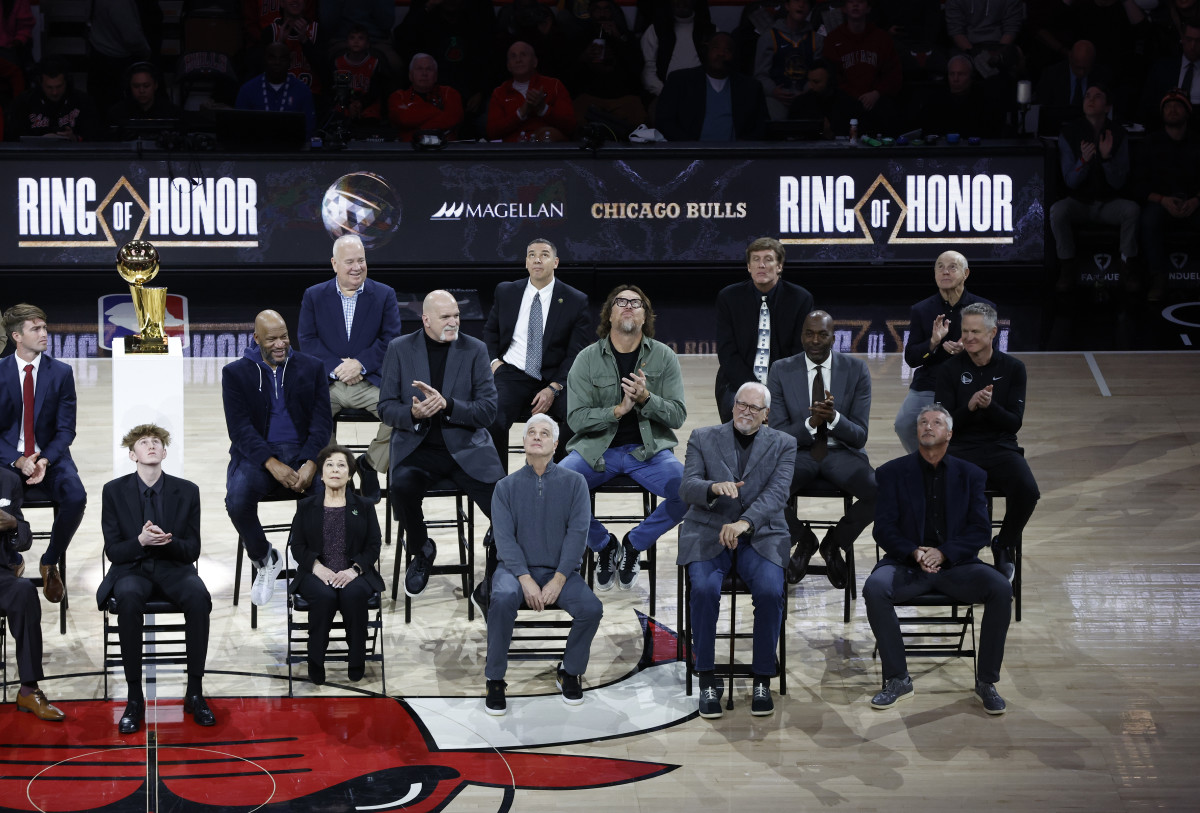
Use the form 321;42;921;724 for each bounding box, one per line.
0;303;87;604
223;310;332;607
1035;40;1111;112
298;234;403;503
1141;22;1200;127
935;303;1038;582
1;466;65;721
679;382;795;719
864;404;1012;714
378;290;505;597
484;414;601;714
715;237;814;423
767;310;876;589
98;423;214;733
483;237;591;472
657;31;768;141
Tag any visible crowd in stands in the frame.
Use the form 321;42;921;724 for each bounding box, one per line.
0;0;1196;145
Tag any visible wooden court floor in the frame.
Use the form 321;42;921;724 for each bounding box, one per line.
3;351;1198;812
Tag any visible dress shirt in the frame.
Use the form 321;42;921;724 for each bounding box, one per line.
1180;57;1199;105
501;279;557;375
15;353;43;457
803;353;841;441
337;282;364;341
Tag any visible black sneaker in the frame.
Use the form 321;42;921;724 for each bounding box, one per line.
617;534;640;590
991;537;1015;583
556;663;584;705
975;680;1007;715
870;675;915;709
751;677;774;716
356;455;381;504
594;535;619;592
471;581;490;623
404;538;437;597
485;679;507;716
697;672;723;719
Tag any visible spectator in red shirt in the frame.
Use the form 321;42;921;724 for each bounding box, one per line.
821;0;902;134
388;53;464;142
486;41;575;142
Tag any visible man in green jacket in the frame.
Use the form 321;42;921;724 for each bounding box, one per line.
559;284;688;592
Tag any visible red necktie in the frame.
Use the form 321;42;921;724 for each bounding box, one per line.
22;364;35;457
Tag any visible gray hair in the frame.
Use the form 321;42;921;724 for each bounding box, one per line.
735;381;770;409
525;413;560;441
919;403;954;431
961;302;997;330
409;52;437;73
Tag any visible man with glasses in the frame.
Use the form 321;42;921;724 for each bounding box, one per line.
558;285;687;592
678;382;794;718
766;310;877;588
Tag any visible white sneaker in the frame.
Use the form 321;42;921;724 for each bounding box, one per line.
251;547;284;606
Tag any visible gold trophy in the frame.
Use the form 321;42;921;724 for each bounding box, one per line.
117;240;169;354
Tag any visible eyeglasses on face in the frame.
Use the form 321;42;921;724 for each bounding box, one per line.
613;297;643;310
734;400;766;414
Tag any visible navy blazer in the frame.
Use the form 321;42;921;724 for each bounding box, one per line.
767;350;871;458
873;453;989;568
297;277;403;388
715;279;814;395
377;329;505;483
96;472;203;608
289;490;385;594
482;277;592;390
0;353;77;468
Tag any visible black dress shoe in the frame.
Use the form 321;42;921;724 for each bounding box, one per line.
183;695;216;726
786;528;820;585
819;537;848;590
308;661;326;686
347;664;365;682
118;699;144;734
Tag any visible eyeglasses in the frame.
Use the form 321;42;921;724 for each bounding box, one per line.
734;400;766;415
613;297;643;310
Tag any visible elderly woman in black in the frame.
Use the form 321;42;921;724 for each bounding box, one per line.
290;444;385;685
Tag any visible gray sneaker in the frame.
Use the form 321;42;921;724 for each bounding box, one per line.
250;546;284;606
870;675;915;709
594;535;620;591
975;681;1007;715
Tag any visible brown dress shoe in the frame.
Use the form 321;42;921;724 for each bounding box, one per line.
39;563;65;603
8;560;24;578
16;689;66;721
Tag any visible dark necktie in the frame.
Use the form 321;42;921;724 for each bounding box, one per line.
810;363;828;461
1184;62;1196;100
22;364;35;457
144;487;158;525
1072;75;1084;105
526;293;543;380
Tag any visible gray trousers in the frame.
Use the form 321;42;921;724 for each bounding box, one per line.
485;565;603;681
1049;196;1140;259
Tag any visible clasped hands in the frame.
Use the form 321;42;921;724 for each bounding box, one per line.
14;453;49;484
711;481;749;548
613;369;649;418
266;457;317;492
411;380;447;420
968;384;993;411
808;390;834;428
313;561;358;588
520;572;565;611
913;546;945;573
930;315;964;355
332;357;364;385
138;521;172;547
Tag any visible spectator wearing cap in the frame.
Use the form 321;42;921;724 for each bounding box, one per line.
1143;22;1200;126
1136;89;1200;300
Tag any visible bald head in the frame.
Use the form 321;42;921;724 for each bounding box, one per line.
1069;40;1095;78
801;310;834;364
254;309;290;367
934;250;970;298
422;290;461;343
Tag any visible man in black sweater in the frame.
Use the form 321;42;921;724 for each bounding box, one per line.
935;303;1038;581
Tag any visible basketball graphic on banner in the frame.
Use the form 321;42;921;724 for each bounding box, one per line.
320;171;401;249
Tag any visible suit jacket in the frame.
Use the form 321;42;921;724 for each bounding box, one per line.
767;350;871;458
0;353;77;469
1035;61;1113;108
96;472;202;608
715;279;814;395
377;329;504;483
656;66;768;141
873;453;989;568
482;277;591;390
0;467;32;568
297;277;403;388
288;490;385;593
677;423;797;568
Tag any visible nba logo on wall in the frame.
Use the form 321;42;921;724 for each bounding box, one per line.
98;293;190;351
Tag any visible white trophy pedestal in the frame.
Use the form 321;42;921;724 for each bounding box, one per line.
112;336;185;477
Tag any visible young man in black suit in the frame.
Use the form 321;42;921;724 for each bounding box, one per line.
483;238;592;471
98;424;215;734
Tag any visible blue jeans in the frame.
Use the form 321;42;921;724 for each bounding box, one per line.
225;442;311;562
558;446;686;552
688;545;784;676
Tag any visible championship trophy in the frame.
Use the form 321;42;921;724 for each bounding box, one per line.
117;240;169;354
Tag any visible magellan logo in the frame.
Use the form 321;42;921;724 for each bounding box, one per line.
778;173;1014;246
590;202;747;220
16;175;260;248
429;201;564;220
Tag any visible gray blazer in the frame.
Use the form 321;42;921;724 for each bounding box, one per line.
377;329;505;483
766;351;871;459
677;423;797;568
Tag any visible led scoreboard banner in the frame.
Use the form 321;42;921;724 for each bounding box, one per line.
2;143;1044;268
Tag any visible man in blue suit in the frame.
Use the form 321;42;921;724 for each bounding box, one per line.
864;404;1012;715
298;234;403;503
0;304;86;603
378;290;504;596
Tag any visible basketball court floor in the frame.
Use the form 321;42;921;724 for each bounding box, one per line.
1;351;1197;812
